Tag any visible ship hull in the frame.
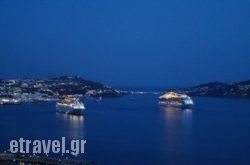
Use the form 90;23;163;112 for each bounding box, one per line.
159;101;193;109
56;105;84;115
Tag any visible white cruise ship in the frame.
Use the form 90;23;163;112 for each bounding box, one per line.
0;98;21;105
159;91;194;109
56;96;85;115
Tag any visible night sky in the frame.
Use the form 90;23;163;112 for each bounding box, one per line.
0;0;249;86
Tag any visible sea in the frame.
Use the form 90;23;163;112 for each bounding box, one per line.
1;93;250;165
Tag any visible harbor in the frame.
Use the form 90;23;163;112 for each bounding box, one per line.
1;92;250;164
0;76;127;105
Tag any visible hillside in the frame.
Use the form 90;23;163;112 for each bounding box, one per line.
185;80;250;98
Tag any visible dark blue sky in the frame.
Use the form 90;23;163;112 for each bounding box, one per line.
0;0;249;86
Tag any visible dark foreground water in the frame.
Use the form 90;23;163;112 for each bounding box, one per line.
1;95;250;165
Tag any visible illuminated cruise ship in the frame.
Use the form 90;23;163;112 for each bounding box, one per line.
56;96;85;115
159;91;194;109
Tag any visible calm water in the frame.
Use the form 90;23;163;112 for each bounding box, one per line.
1;95;250;165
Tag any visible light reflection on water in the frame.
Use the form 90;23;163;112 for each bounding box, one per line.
58;113;85;122
160;106;193;127
160;107;193;159
55;113;85;140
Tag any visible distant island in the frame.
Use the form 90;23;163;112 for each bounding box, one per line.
184;80;250;98
0;76;127;103
1;76;250;104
